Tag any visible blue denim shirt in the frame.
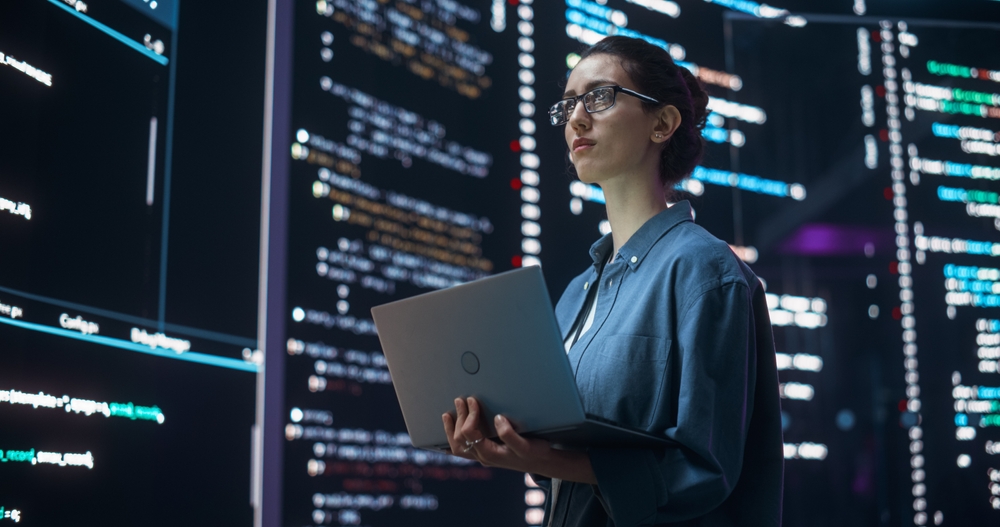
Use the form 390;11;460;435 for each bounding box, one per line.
545;201;783;527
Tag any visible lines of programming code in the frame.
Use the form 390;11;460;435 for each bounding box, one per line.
0;300;23;320
0;0;264;523
310;79;493;177
0;195;32;220
286;421;491;523
284;0;526;524
767;289;829;460
0;448;94;469
0;507;22;523
931;122;1000;156
880;21;929;525
315;0;492;99
0;387;165;424
876;19;1000;525
0;49;52;86
313;176;493;278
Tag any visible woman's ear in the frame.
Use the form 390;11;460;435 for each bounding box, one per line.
651;105;682;143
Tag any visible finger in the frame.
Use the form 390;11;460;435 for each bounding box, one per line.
443;411;455;436
442;412;458;448
453;398;469;441
449;400;471;452
442;412;474;459
494;414;531;457
472;429;531;470
469;437;505;466
461;397;486;441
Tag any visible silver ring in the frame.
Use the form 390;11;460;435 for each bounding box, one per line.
461;438;483;453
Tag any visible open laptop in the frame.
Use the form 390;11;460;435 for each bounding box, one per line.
370;266;675;452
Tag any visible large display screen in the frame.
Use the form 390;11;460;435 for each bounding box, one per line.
275;1;1000;526
280;0;530;524
276;0;840;525
0;0;267;524
726;15;1000;525
882;19;1000;526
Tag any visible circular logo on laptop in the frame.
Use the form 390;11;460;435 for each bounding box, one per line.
461;351;480;374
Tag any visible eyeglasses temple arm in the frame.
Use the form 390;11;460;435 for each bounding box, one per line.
618;86;660;105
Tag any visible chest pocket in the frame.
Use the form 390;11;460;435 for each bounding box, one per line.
581;334;670;430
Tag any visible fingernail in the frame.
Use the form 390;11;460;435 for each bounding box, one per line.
495;414;504;424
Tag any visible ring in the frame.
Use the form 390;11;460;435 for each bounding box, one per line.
461;438;483;453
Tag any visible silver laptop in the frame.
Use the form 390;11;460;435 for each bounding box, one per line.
370;266;675;452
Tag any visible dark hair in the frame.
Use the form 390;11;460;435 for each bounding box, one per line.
579;36;709;188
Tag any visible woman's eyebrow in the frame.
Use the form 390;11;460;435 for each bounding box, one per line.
562;79;618;98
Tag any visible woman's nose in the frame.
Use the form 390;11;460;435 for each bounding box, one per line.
567;101;590;130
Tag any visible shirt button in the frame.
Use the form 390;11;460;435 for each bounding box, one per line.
583;281;589;290
630;256;638;264
607;279;613;288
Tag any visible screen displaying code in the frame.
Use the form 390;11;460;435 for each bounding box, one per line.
0;0;268;524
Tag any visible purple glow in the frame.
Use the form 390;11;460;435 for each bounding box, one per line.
778;224;892;256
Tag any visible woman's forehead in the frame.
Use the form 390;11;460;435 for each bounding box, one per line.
565;54;632;95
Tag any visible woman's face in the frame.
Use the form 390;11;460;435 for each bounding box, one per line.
562;54;662;186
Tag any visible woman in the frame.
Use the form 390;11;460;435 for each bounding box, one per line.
441;36;784;526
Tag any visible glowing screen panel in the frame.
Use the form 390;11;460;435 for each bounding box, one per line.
281;0;532;524
0;0;267;524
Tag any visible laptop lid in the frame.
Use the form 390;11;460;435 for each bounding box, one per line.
371;266;587;450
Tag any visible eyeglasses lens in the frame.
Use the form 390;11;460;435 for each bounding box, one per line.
550;87;618;126
585;87;614;112
549;100;573;126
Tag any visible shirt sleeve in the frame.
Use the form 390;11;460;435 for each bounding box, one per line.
587;280;755;526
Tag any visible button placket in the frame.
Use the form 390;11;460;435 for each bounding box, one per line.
572;260;625;380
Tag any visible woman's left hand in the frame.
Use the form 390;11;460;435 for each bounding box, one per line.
441;396;597;484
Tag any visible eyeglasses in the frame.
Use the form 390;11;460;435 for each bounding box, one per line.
548;85;660;126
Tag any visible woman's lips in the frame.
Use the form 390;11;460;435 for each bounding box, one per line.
572;138;596;152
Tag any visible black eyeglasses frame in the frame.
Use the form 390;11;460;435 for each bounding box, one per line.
548;85;661;126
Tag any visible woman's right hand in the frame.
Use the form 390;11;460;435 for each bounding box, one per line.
441;396;597;484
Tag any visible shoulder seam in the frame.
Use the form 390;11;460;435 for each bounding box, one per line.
676;280;749;327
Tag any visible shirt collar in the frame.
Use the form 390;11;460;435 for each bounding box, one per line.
587;200;695;271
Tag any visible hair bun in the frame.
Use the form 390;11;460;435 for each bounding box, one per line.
678;67;709;132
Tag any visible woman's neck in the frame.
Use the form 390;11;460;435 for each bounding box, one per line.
600;172;669;258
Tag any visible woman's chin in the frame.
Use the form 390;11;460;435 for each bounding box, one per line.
571;162;593;181
574;170;604;186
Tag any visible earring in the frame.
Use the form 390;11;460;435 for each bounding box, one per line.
655;133;662;139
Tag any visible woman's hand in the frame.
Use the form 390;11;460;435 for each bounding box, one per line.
441;396;597;484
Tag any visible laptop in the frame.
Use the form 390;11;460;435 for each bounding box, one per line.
370;266;675;452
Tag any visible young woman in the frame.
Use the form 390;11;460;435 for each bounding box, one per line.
442;36;784;526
